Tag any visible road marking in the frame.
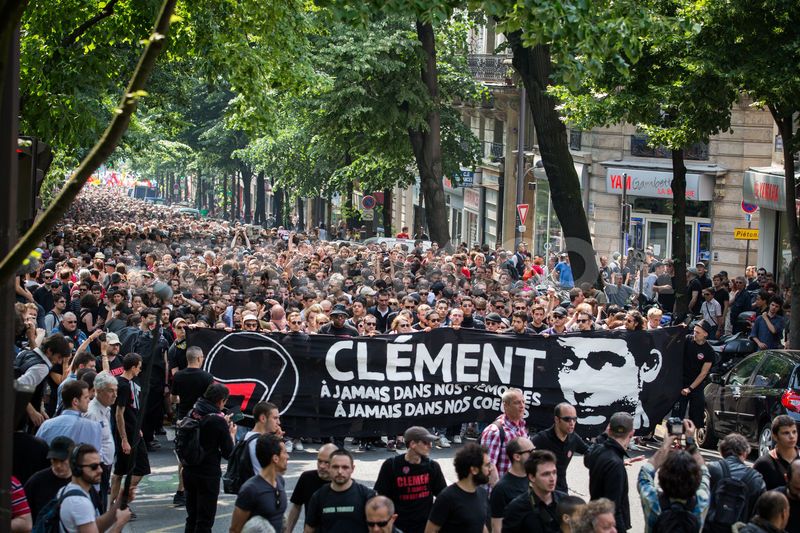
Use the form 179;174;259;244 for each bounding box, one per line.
146;512;233;532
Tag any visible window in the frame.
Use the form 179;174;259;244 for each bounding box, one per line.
727;353;765;386
569;130;582;151
753;354;794;389
630;134;709;161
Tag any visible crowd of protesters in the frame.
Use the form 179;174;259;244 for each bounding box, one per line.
8;187;800;532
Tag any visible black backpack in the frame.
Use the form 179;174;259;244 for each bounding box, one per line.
653;494;700;533
703;460;753;532
14;349;46;379
223;432;261;494
175;410;206;467
32;488;90;533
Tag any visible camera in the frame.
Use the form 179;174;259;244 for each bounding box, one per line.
667;417;684;436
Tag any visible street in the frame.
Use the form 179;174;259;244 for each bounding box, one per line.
125;430;728;532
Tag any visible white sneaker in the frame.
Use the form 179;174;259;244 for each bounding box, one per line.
294;439;304;451
453;435;462;444
285;439;294;453
437;436;451;448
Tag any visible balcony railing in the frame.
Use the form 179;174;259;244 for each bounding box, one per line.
630;134;709;161
569;130;582;151
483;141;504;161
468;54;511;82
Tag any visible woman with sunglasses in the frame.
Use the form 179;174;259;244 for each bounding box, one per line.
390;315;415;335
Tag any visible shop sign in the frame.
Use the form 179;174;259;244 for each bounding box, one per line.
464;188;480;211
742;170;786;211
605;167;712;201
734;228;759;240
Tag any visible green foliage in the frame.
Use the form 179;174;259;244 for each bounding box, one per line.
550;0;737;150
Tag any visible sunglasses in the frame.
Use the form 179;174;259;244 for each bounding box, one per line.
429;318;441;323
559;416;578;422
364;322;376;326
367;520;391;528
290;320;303;325
43;275;53;280
80;462;103;470
398;323;410;327
576;319;590;324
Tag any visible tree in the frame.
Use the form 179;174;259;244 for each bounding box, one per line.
701;0;800;344
551;0;738;317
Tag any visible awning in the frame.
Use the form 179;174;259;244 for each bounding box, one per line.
599;160;726;202
742;167;800;211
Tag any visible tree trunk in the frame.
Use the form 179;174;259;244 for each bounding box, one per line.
222;173;228;220
296;197;305;231
206;175;214;214
255;170;266;225
231;171;238;221
771;107;800;348
407;20;450;247
345;180;355;230
383;188;392;235
273;184;284;228
507;33;598;285
240;165;252;223
195;170;202;210
671;148;689;320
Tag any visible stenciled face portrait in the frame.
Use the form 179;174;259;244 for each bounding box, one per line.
556;337;661;428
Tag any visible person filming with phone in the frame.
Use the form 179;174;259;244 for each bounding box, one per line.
637;418;711;533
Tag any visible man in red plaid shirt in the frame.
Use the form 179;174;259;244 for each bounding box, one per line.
480;388;529;482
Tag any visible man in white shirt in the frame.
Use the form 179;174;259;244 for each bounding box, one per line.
244;401;283;474
84;371;118;512
58;444;131;532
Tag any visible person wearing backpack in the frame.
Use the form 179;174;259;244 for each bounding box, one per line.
55;443;132;533
15;334;71;431
733;491;791;533
704;433;766;533
182;383;236;533
637;419;711;533
374;426;447;533
222;401;281;496
229;433;289;533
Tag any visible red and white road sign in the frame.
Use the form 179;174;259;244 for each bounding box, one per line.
517;204;529;226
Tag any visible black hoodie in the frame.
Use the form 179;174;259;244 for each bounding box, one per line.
584;433;630;531
184;397;234;477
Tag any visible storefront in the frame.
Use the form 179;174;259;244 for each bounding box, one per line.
742;167;800;285
443;175;465;243
481;169;502;245
464;187;481;246
601;161;723;265
530;157;589;257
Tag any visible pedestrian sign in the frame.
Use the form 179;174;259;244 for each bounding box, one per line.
734;228;759;240
517;204;529;226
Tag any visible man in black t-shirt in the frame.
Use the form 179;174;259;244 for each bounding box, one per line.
503;450;567;533
170;347;213;419
23;436;74;525
687;268;704;316
111;353;150;505
426;442;490;533
285;443;338;533
97;332;124;377
305;449;376;532
490;437;534;533
754;415;800;490
230;434;288;533
672;324;716;428
532;403;588;493
776;459;800;532
318;305;359;337
374;426;447;533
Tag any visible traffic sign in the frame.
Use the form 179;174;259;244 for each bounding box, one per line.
741;201;758;214
734;228;759;240
517;204;529;226
362;209;374;221
361;195;376;210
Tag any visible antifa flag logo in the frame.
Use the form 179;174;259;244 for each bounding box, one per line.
203;332;299;417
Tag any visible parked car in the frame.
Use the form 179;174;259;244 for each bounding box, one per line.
697;349;800;457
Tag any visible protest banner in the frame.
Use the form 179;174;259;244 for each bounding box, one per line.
188;327;686;437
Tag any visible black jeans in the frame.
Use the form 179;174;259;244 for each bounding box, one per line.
183;471;220;533
672;387;705;428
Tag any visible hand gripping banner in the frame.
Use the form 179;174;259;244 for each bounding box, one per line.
187;327;686;438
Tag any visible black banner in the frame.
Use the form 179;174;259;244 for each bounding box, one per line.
187;327;686;438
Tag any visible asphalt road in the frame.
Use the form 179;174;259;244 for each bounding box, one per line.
123;431;726;533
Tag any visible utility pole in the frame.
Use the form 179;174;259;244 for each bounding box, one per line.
0;25;20;532
620;173;630;258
